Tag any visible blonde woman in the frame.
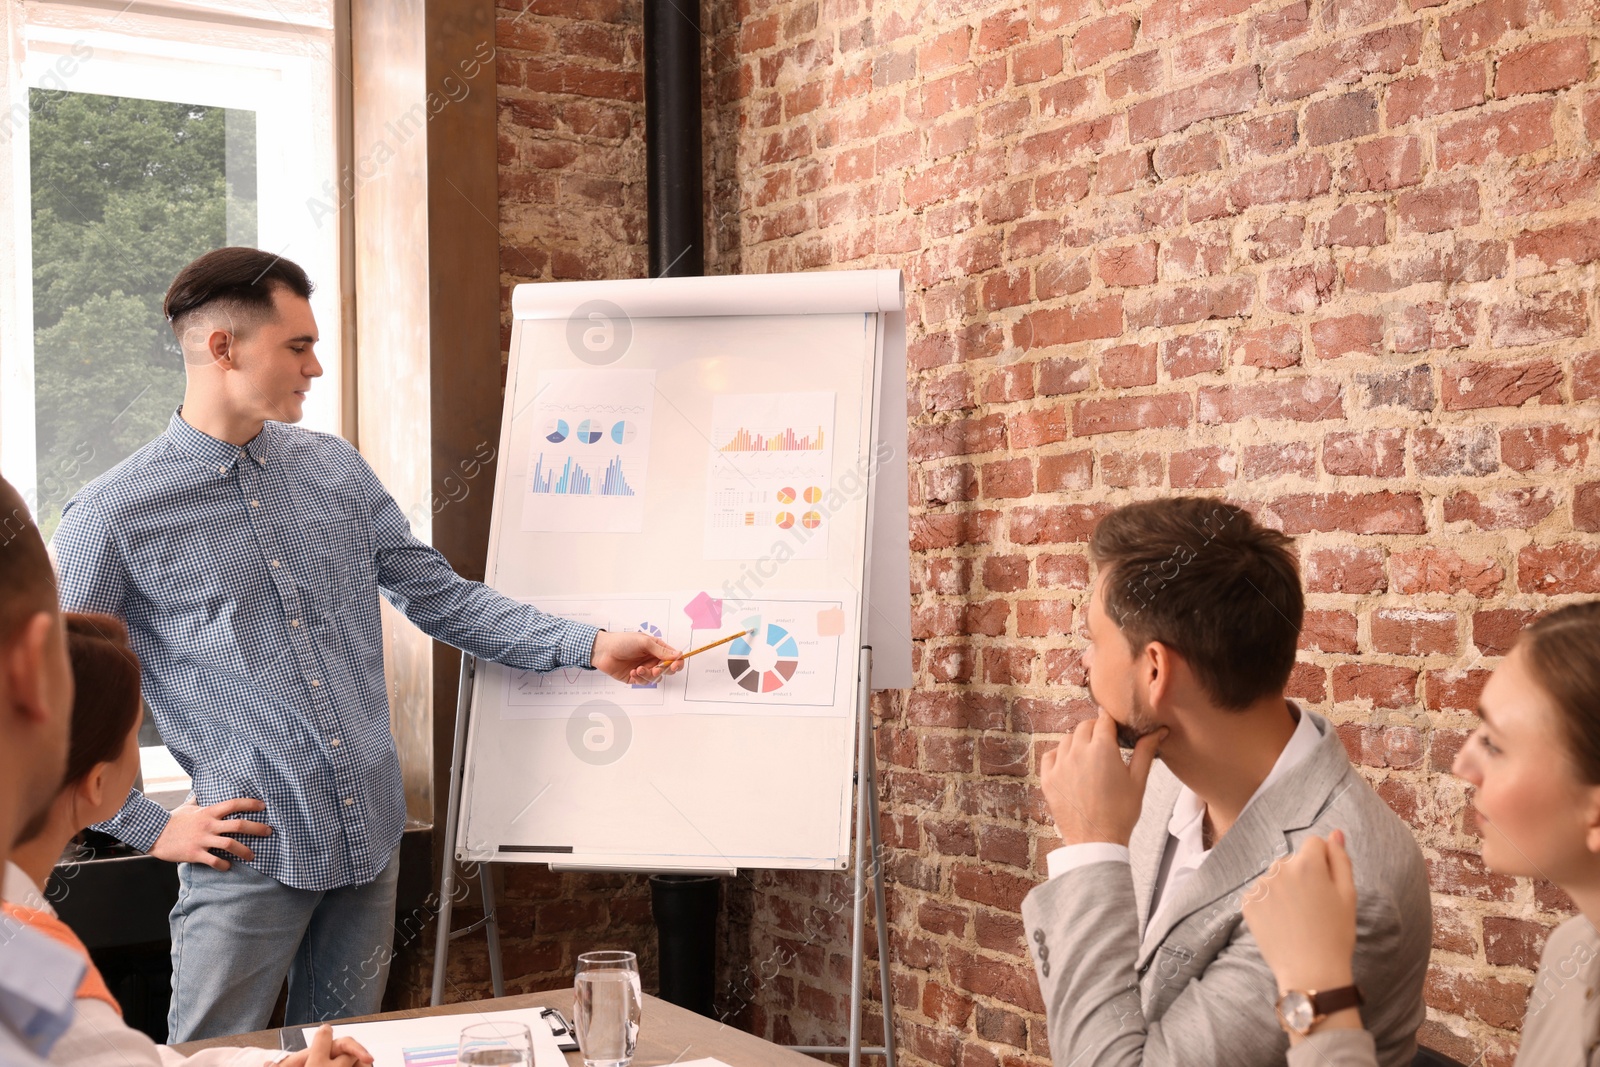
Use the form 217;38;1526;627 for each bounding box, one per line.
1242;601;1600;1065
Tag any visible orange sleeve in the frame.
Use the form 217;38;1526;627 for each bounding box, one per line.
1;902;123;1017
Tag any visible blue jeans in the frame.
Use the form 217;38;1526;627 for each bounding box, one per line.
166;845;402;1042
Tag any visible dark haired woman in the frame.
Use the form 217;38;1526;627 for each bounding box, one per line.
1242;601;1600;1065
2;614;371;1067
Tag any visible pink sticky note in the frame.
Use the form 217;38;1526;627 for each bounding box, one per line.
816;606;845;636
684;591;723;630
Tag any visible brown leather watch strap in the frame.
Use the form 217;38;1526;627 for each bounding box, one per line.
1311;985;1365;1017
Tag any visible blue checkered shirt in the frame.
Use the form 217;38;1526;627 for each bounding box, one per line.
51;411;600;891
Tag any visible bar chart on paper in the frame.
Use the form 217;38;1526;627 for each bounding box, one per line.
522;369;654;532
705;392;835;560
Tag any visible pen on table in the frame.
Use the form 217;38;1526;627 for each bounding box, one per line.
663;629;753;667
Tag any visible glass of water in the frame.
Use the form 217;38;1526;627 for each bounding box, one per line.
457;1021;533;1066
574;950;641;1067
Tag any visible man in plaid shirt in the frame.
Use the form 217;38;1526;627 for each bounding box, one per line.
52;248;679;1041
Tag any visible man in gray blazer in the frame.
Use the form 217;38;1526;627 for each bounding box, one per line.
1021;498;1431;1066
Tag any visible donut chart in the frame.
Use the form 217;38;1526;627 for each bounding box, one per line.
727;618;801;694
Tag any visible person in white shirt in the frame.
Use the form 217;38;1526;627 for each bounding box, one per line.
1245;601;1600;1067
1020;497;1432;1067
0;474;84;1067
4;612;371;1067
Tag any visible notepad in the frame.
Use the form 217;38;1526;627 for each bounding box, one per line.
304;1007;567;1067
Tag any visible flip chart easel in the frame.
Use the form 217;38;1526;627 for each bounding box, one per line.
429;270;909;1067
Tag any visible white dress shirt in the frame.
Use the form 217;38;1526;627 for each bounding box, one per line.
3;862;283;1067
1045;704;1323;952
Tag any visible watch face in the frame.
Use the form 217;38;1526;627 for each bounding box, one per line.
1280;991;1315;1033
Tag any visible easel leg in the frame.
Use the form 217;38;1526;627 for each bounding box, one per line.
481;869;505;999
784;645;894;1062
865;705;898;1067
431;655;477;1006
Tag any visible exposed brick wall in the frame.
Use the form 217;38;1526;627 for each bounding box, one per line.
440;0;1598;1063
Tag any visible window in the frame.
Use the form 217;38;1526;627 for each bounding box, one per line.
0;1;348;801
0;0;347;527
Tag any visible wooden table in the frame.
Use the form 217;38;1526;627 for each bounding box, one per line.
173;989;827;1066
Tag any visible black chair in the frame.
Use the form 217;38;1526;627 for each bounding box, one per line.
1414;1047;1470;1067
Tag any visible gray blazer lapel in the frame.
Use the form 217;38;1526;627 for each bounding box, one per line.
1135;713;1353;970
1131;762;1180;935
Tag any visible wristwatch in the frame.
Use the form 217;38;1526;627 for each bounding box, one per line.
1275;985;1364;1037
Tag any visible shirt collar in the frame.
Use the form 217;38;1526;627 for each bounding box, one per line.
0;863;47;915
1167;700;1323;841
166;409;275;472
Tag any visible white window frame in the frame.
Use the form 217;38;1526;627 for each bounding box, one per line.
0;0;353;511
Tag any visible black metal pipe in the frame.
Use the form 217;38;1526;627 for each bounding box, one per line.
643;0;704;277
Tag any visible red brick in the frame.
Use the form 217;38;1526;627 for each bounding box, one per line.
1340;134;1423;192
1446;487;1557;530
1302;609;1359;653
1314;204;1387;248
1127;66;1260;143
1264;24;1421;102
1141;0;1257;40
1037;256;1092;299
1164;230;1231;278
1229;155;1332;210
1244;441;1317;479
1474;608;1537;655
1484;917;1555;971
1371;608;1459;656
1200;378;1345;424
1037;449;1095;492
1172;25;1238;77
1232;324;1302;368
1496;36;1590;97
1265;491;1426;533
1575;481;1600;531
1008;504;1110;544
1239;217;1300;265
1427;669;1493;711
910;414;1009;460
1170;446;1234;488
1519;543;1600;594
1038;356;1091;397
1305;546;1388;593
1095;242;1159;287
1500;425;1590;472
1441;358;1562;410
1305;89;1379;145
1323;427;1405;476
976;8;1030;53
1037;553;1091;589
1254;0;1312;45
981;457;1033;498
1071;14;1137;69
1263;261;1338;313
1412;426;1498;477
1513;218;1600;272
1226;111;1300;163
1161;332;1225;378
1105;51;1164;100
1437;100;1555;169
1013;297;1124;350
1392;548;1505;595
911;511;1000;551
1013;39;1064;84
1102;451;1163;487
1386;63;1486;124
1331;663;1419;707
1072;393;1192;435
1311;313;1384;359
1098;342;1158;387
1127;277;1256;329
1391;300;1477;354
1499;157;1600;219
1397;181;1480;234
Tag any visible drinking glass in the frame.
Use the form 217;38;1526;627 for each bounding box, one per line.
574;950;642;1067
457;1021;533;1066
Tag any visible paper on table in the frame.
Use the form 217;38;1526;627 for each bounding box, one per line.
305;1007;565;1067
671;1060;734;1067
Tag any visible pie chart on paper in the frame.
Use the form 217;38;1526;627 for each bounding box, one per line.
726;616;801;694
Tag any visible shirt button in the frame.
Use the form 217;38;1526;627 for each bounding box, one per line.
343;797;354;806
271;560;281;568
250;500;260;508
218;465;228;474
310;678;321;687
290;619;302;628
330;738;341;747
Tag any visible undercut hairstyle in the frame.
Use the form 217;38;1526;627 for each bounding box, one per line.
59;614;142;789
163;247;313;340
0;474;58;645
1090;497;1303;710
1517;602;1600;784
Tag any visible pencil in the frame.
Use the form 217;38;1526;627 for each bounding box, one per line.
666;629;753;665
